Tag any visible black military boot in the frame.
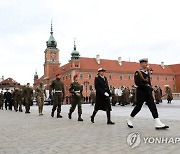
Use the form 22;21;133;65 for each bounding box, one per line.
57;113;63;118
90;111;97;123
68;112;72;119
106;111;115;125
78;114;83;121
51;111;54;117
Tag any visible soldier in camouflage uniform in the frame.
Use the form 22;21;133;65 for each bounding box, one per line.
68;74;83;121
13;84;23;112
0;91;4;110
51;74;65;118
23;83;33;114
35;83;45;116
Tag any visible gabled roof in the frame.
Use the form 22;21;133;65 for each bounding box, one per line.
59;57;175;75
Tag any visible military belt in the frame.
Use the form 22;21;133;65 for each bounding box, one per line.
55;90;62;93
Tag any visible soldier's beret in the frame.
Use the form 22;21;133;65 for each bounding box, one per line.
73;74;78;80
139;58;148;63
98;68;106;72
56;73;60;77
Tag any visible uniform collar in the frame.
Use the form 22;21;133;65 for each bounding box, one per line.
140;69;148;74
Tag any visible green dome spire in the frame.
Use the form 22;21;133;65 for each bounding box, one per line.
46;20;57;48
71;38;80;60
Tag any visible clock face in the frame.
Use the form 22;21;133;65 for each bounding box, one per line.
51;52;56;61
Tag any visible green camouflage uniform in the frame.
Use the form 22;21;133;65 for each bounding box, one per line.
51;78;65;118
23;87;33;113
13;89;23;112
68;81;83;121
36;86;44;115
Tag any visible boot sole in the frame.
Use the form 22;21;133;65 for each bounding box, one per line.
156;126;169;130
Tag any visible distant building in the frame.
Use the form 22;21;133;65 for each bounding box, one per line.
0;77;20;91
34;23;180;103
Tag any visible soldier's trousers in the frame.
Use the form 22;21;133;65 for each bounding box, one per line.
52;93;62;114
0;101;3;109
14;99;18;111
25;98;31;112
18;100;23;111
130;90;158;119
69;96;82;115
37;97;44;113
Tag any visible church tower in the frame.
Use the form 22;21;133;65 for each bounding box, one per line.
70;38;80;68
44;21;60;78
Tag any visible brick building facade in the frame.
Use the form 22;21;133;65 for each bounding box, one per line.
34;24;180;101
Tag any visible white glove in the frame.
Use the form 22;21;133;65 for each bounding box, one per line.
104;92;109;97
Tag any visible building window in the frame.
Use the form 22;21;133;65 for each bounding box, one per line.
165;77;168;81
75;64;79;67
157;76;159;81
173;85;176;91
120;75;123;80
109;74;112;80
69;74;71;79
88;74;92;79
63;76;64;81
80;73;83;79
89;85;93;91
128;75;131;80
66;75;68;80
173;77;175;81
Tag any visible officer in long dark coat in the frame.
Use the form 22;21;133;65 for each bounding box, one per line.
90;68;115;125
126;58;169;129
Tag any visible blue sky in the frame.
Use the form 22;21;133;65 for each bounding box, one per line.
0;0;180;85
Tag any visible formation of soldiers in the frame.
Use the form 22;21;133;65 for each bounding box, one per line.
0;60;174;128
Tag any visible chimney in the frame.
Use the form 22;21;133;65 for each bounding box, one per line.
96;54;100;64
161;62;165;69
118;57;122;66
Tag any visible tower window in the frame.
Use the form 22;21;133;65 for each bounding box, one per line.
157;76;159;81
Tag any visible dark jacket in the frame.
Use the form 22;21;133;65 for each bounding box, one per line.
94;75;112;111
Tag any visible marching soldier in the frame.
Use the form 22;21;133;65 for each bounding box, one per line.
23;83;33;114
154;85;161;104
130;85;137;106
90;68;115;125
165;86;173;103
35;83;45;116
51;74;65;118
0;91;4;110
90;89;96;106
13;84;23;112
68;74;83;121
126;58;169;129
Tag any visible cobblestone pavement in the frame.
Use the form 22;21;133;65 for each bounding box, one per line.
0;100;180;154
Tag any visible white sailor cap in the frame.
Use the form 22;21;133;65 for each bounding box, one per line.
98;68;106;72
139;58;148;63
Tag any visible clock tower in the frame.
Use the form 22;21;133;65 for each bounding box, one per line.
44;22;60;78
